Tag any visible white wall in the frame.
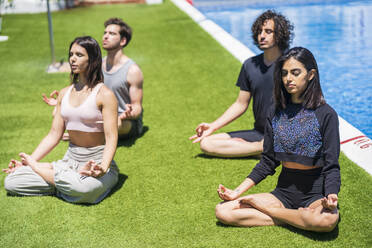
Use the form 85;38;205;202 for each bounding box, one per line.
0;0;69;14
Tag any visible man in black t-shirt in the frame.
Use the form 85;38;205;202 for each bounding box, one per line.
190;10;293;157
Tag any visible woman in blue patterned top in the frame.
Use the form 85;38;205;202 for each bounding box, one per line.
215;47;340;232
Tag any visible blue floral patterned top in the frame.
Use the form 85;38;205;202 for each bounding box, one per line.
272;104;322;158
248;103;341;196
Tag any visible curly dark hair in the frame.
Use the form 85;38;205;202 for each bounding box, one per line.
251;10;293;51
104;17;132;48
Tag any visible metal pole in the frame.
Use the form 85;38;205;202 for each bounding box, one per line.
46;0;55;64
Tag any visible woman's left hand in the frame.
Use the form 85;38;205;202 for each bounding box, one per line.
322;194;338;211
79;160;107;178
217;184;240;201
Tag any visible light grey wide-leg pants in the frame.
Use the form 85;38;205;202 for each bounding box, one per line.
4;144;119;204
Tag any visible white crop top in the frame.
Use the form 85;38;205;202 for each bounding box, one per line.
60;83;104;132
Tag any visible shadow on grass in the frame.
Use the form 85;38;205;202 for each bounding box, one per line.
195;153;261;161
216;221;236;228
216;215;340;241
279;224;339;241
117;125;149;147
69;172;128;206
106;173;128;199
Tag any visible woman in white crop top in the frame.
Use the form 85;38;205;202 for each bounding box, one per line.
3;36;119;204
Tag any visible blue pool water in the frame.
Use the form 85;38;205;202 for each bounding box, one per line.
194;0;372;138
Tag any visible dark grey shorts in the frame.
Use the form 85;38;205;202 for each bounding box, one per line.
227;129;264;142
271;167;324;209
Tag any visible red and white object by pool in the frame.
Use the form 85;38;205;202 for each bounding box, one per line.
339;117;372;174
186;0;193;5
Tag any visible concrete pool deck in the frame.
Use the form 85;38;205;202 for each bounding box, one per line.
171;0;372;175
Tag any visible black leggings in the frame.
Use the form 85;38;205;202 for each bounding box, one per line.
271;167;324;209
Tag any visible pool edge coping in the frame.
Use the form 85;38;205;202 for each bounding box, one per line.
171;0;372;175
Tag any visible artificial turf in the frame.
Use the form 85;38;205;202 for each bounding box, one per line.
0;1;371;247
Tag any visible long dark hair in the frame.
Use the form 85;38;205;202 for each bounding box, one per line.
251;10;293;51
274;47;325;110
69;36;103;88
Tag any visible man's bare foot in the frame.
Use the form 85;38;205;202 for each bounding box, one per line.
2;159;23;174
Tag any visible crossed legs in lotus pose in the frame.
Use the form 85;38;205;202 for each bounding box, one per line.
215;193;339;232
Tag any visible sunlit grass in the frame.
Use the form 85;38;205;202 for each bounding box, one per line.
0;2;371;247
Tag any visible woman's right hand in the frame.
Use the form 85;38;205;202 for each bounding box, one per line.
189;122;215;143
217;184;240;201
2;159;23;174
42;90;59;106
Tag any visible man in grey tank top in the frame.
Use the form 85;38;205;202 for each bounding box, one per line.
102;17;144;139
43;18;144;140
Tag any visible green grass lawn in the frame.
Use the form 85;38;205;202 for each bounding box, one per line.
0;1;371;247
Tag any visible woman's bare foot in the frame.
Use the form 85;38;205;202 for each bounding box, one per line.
62;133;70;141
240;196;270;214
2;159;23;174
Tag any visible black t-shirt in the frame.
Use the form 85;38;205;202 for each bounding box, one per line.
236;53;276;133
247;103;341;196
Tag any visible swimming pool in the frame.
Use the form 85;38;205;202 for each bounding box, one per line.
193;0;372;138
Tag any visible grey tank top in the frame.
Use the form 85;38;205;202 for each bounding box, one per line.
103;59;135;114
103;59;143;131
